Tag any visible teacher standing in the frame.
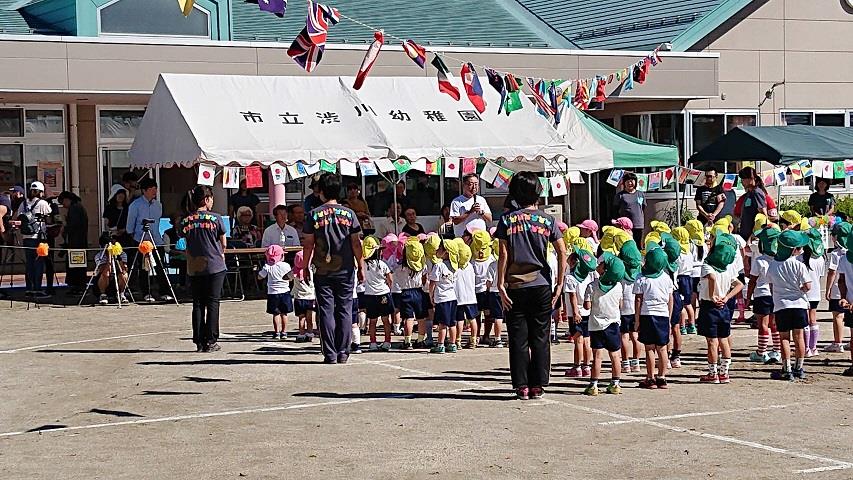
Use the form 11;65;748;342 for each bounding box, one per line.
303;173;365;364
496;171;567;401
181;186;227;353
612;172;646;245
451;173;493;238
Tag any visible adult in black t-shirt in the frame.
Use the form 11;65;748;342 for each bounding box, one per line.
495;171;567;400
401;207;425;236
303;173;364;364
228;179;261;217
809;178;835;216
694;169;726;225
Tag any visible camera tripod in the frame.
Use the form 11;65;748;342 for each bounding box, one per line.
78;242;130;308
126;223;179;306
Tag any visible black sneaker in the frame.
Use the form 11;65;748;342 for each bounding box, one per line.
351;343;363;354
402;341;413;351
195;343;204;353
792;368;806;380
206;343;221;352
413;340;425;349
842;366;853;377
655;377;669;389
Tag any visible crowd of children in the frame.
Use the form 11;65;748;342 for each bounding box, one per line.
255;206;853;396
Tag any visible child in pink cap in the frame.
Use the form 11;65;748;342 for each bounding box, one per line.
611;217;633;232
258;245;293;340
577;219;600;253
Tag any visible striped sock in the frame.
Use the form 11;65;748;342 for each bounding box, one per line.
771;331;782;351
757;334;770;355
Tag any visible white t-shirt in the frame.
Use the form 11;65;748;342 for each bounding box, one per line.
472;258;493;293
486;260;500;293
449;194;492;238
260;223;300;248
676;251;694;277
17;198;52;240
837;255;853;302
620;278;635;316
749;254;772;298
258;262;292;295
422;258;434;293
588;279;623;331
454;263;478;306
353;264;362;298
292;274;315;301
828;248;846;300
585;237;599;255
797;254;826;303
690;243;705;278
767;257;810;311
565;272;594;317
698;263;738;301
732;234;746;274
394;263;424;291
429;260;457;304
363;260;392;295
633;274;674;317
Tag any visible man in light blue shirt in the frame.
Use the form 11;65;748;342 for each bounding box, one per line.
126;177;173;303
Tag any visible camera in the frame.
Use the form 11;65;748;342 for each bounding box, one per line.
141;218;156;226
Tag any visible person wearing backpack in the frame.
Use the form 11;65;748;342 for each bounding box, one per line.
16;182;53;297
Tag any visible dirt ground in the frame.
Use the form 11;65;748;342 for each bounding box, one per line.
1;298;852;480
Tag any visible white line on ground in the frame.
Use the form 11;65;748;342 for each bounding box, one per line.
597;404;802;425
0;324;271;354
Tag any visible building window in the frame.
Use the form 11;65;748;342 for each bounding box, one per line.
782;110;850;127
815;113;845;126
99;110;144;140
620;113;685;192
0;107;67;194
689;112;757;176
99;0;211;38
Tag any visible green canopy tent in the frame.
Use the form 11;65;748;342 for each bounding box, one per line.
689;126;853;166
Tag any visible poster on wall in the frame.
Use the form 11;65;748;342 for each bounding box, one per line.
37;161;64;197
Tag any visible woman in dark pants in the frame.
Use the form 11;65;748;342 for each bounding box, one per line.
58;191;88;293
180;186;227;352
495;172;567;400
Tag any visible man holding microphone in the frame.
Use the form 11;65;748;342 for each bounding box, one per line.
450;173;493;238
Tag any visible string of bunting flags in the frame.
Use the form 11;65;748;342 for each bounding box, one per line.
179;0;666;124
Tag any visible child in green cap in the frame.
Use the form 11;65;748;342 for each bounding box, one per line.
584;253;627;396
564;247;597;378
797;228;826;357
825;222;852;353
697;232;744;384
747;225;782;364
633;245;675;389
767;230;812;381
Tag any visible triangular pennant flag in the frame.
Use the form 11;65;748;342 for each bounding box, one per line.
761;170;775;187
494;168;513;189
431;54;460;101
460;63;486;114
271;163;288;185
776;166;790;184
374;158;396;173
539;177;550;197
834;161;846;179
677;167;689;184
197;163;215;186
222;166;240;189
624;69;634;91
287;162;308;180
425;158;441;176
339;160;357;177
636;174;649;192
358;159;378;176
246;0;287;18
320;159;337;173
353;31;384;90
245;165;263;188
572;79;590;110
549;175;568;197
393;158;412;174
606;169;624;187
593;77;607;103
402;39;426;69
461;157;477;175
648;171;662;190
662;167;675;186
177;0;194;17
721;174;737;191
444;157;460;178
480;160;501;185
633;58;650;84
686;169;703;184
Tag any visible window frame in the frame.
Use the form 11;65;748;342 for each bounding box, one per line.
0;105;68;195
685;109;760;197
778;109;853;195
616;110;688;200
96;0;213;39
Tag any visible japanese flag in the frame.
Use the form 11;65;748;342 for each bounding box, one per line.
197;163;215;186
549;175;568;196
271;163;288;185
444;157;460;178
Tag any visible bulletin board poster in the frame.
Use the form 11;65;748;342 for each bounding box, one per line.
38;161;64;197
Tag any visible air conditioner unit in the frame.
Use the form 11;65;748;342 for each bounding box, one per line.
542;204;564;222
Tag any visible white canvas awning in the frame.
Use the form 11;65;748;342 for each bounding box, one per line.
129;73;570;169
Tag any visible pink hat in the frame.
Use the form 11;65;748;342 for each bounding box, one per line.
465;223;484;235
265;244;284;266
611;217;633;232
489;226;497;236
576;219;599;242
556;221;569;233
417;233;428;241
293;251;307;280
381;233;403;262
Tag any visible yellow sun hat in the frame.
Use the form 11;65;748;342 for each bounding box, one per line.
362;236;380;259
672;226;690;254
564;226;581;245
685;219;704;242
470;229;493;261
781;210;802;227
650;220;671;234
644;231;662;250
600;225;619;254
404;237;425;272
424;233;441;264
455;238;472;270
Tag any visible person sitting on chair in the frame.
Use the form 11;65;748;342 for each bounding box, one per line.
94;233;128;305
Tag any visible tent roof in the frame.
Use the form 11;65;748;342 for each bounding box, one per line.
689;126;853;166
129;73;569;169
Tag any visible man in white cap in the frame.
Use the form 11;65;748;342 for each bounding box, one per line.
16;181;53;296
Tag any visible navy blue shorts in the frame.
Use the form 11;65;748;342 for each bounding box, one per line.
351;297;359;324
775;308;808;332
266;292;293;316
809;300;819;310
752;296;773;315
590;323;621;352
456;304;479;322
692;277;700;294
356;292;367;310
829;299;845;314
488;292;504;320
639;315;669;346
364;293;394;319
476;291;490;311
844;311;853;328
670;291;684;326
697;300;731;338
421;290;433;310
392;292;401;311
434;300;458;327
619;314;635;334
570;316;590;338
677;275;693;304
726;296;737;320
293;299;316;316
398;288;426;320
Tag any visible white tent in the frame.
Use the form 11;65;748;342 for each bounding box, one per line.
129;73;569;169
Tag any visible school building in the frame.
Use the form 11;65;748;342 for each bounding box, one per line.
0;0;851;244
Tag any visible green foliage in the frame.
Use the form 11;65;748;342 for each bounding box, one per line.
661;205;694;227
779;195;853;218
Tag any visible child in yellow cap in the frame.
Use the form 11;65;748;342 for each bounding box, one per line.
471;230;499;346
395;238;428;350
429;239;459;353
453;239;479;349
362;237;394;351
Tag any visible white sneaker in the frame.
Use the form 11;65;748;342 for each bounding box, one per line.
825;343;843;353
160;294;174;302
98;294;109;305
805;349;815;358
143;294;155;303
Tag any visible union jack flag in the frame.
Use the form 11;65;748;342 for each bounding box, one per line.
288;29;324;72
287;1;340;72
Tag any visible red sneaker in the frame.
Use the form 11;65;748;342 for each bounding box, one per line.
530;387;544;399
655;377;668;389
516;387;530;400
638;378;658;389
699;373;720;384
718;372;730;384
